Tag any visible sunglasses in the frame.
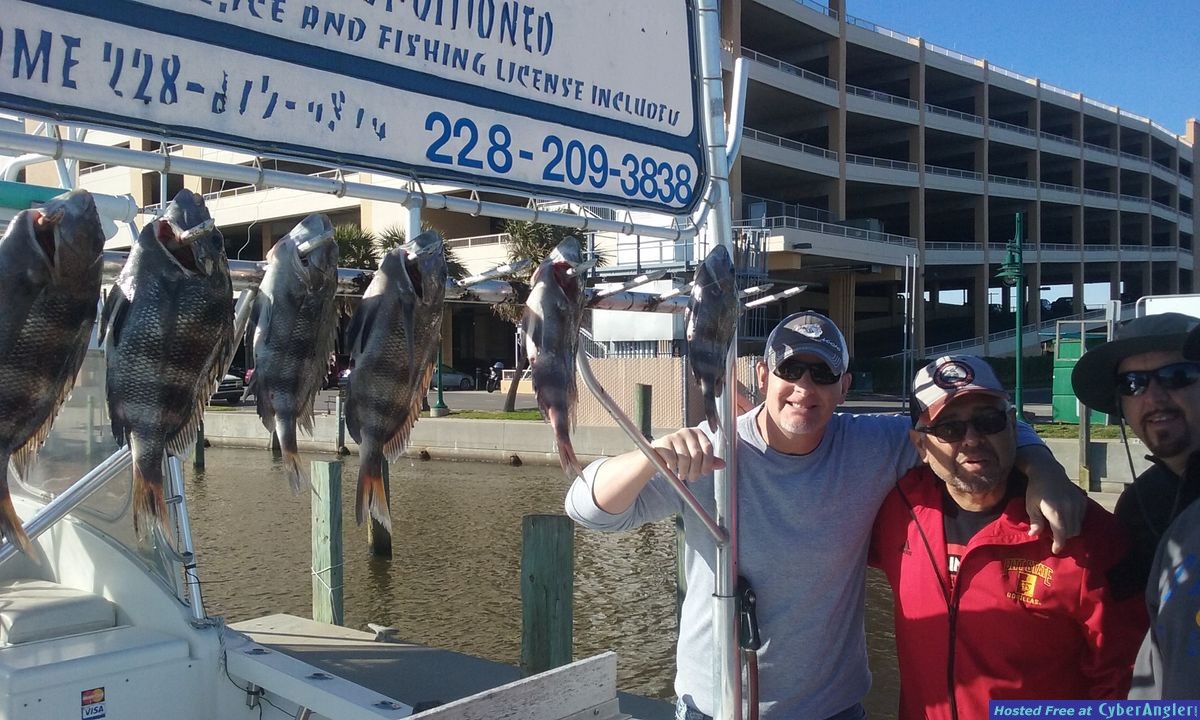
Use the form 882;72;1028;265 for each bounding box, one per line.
1116;361;1200;397
916;407;1010;443
774;358;841;385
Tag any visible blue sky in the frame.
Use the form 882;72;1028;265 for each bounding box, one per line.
845;1;1198;136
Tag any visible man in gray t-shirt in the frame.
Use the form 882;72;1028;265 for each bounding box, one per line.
565;311;1082;719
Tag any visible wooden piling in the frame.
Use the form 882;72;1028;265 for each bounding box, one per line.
311;460;344;625
85;394;95;458
520;514;574;676
367;458;392;557
193;422;205;470
634;383;652;440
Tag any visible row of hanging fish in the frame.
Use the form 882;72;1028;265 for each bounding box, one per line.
0;183;738;553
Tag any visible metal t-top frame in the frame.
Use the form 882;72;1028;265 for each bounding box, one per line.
0;0;746;714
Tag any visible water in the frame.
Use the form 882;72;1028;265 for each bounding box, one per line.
181;446;899;713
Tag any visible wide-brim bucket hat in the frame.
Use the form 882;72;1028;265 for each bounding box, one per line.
1071;312;1200;415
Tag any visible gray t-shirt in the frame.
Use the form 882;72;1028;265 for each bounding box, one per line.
566;406;1042;718
1129;496;1200;699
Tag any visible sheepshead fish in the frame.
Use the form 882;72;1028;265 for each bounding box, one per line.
248;214;339;492
345;231;446;531
0;189;105;554
522;237;587;480
101;189;233;538
687;245;737;432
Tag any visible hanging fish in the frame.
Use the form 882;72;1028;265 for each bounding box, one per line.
522;237;588;480
345;230;447;531
686;244;738;431
0;189;106;554
101;189;233;538
248;214;339;492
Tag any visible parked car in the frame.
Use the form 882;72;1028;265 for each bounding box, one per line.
430;363;475;390
210;373;245;404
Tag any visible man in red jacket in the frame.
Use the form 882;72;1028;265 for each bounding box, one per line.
870;355;1147;720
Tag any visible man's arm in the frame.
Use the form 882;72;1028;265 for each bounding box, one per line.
588;426;725;514
1014;444;1084;554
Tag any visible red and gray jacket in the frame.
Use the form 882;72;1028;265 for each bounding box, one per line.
869;466;1147;720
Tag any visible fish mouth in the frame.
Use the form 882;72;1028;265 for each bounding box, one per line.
156;219;206;274
33;210;58;266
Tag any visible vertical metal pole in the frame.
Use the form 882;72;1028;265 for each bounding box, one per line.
695;0;740;716
335;393;346;451
1014;213;1024;418
166;456;206;620
86;394;95;458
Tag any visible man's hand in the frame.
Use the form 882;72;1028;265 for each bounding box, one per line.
651;427;726;482
1022;452;1085;554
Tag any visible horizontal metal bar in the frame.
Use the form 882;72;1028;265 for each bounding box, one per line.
0;129;696;242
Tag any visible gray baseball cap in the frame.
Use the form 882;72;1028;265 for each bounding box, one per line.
1071;312;1200;415
764;311;850;376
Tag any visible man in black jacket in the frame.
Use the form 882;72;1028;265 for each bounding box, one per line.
1072;311;1200;698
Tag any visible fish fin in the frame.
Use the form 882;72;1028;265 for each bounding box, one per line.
10;348;86;477
345;299;379;355
0;466;34;556
165;396;207;460
275;420;305;494
99;284;129;346
382;414;417;463
545;404;583;480
355;458;392;531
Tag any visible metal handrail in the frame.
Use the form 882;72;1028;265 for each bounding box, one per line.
1084;96;1118;113
845;14;918;44
1083;141;1117;156
847;84;917;109
741;193;833;223
757;215;917;247
445;232;510;248
791;0;837;20
925;43;983;67
846;153;917;172
924;164;982;181
743;127;838;160
1039;130;1079;147
990;64;1036;85
1120;109;1151;123
1041;82;1078;100
740;47;838;89
1120;194;1149;206
1084;188;1118;200
915;308;1110;358
1120;151;1148;164
1151;200;1177;214
1040;181;1079;194
925;103;983;124
987;118;1037;137
988;174;1036;188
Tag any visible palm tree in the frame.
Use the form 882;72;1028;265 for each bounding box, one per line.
333;224;381;270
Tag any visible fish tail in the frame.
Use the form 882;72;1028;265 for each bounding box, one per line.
131;440;168;539
276;420;306;494
547;405;583;480
0;472;33;556
355;452;392;531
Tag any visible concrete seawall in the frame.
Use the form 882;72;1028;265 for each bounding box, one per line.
203;410;1147;491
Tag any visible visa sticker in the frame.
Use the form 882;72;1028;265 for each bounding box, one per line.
81;687;106;720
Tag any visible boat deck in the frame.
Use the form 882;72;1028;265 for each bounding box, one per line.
231;614;673;719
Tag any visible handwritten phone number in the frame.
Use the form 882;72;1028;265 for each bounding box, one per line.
423;112;695;207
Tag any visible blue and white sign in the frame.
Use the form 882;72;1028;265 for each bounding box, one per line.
0;0;706;213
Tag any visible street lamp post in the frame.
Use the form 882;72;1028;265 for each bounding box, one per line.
430;347;450;417
995;212;1025;418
